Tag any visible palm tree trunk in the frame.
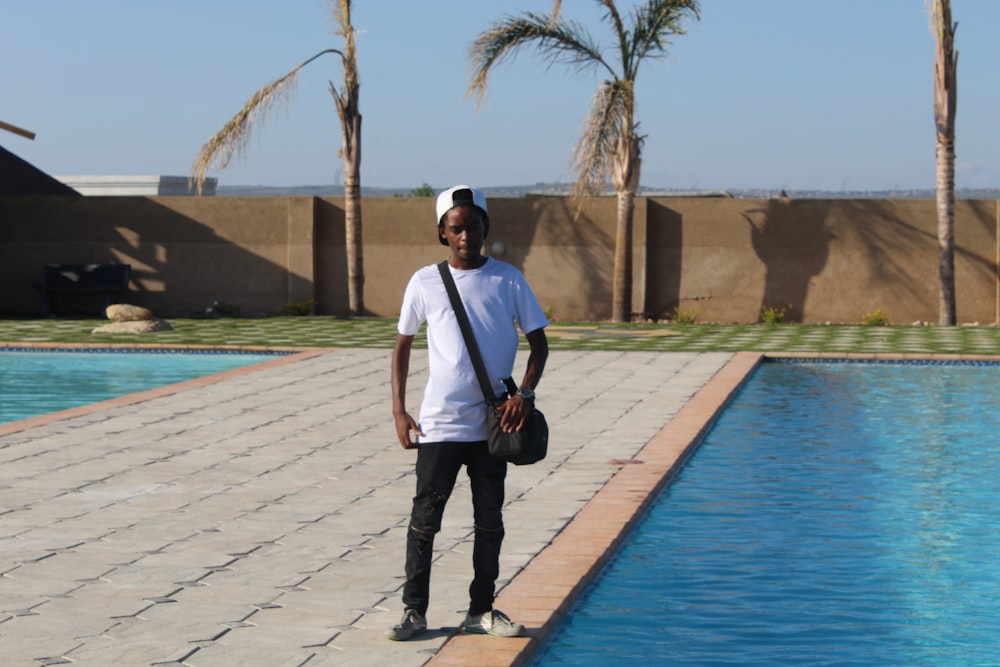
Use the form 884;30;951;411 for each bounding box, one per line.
937;138;956;325
343;113;364;316
612;190;634;322
932;0;957;326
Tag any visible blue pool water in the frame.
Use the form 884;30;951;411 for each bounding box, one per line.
0;349;281;425
534;361;1000;666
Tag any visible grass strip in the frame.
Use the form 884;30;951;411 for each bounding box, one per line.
2;318;1000;355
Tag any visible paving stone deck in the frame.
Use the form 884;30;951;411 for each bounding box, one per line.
0;349;738;666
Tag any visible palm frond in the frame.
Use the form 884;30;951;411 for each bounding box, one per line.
332;0;359;101
622;1;700;76
598;0;627;45
190;69;301;194
469;0;696;200
927;0;953;40
468;12;608;108
928;0;958;139
571;80;631;197
190;49;344;194
328;0;360;160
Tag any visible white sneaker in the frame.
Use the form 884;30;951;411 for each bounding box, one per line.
385;609;427;641
462;609;525;637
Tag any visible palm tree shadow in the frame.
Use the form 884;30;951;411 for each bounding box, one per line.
743;198;997;323
742;198;835;322
834;198;995;322
497;196;612;321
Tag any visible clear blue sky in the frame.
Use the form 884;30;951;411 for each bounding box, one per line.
3;0;998;192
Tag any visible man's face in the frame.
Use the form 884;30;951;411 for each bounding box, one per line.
439;205;487;263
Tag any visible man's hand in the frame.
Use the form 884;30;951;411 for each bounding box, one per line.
394;411;423;449
497;394;531;433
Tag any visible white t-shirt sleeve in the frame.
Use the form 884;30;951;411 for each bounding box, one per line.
397;272;426;336
513;272;549;335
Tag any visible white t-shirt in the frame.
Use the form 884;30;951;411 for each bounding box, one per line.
397;257;549;444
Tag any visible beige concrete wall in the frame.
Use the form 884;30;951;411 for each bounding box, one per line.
0;196;315;317
644;198;997;324
353;196;618;321
1;194;997;324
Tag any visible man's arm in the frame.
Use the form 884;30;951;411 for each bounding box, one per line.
520;327;548;394
392;333;423;449
499;327;549;433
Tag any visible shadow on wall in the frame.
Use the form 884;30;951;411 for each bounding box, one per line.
645;200;682;320
742;198;996;323
834;198;996;322
313;197;348;316
500;196;613;321
742;198;834;322
0;196;306;317
7;195;996;323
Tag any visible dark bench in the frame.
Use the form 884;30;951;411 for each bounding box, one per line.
36;263;132;316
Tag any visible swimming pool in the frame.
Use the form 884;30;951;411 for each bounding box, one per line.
0;349;282;425
533;360;1000;666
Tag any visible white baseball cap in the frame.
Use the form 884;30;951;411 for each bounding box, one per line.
436;185;488;223
435;185;490;246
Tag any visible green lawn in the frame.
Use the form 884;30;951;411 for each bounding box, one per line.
3;317;1000;355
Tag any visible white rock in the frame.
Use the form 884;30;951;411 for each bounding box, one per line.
106;304;156;322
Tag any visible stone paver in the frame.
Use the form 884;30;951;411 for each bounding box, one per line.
0;349;732;666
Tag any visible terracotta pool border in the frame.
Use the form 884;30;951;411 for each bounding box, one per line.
427;351;1000;666
0;342;327;437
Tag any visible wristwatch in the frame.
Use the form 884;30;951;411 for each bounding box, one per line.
517;387;536;401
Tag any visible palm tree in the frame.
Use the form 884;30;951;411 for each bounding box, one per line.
930;0;957;326
469;0;699;322
191;0;364;316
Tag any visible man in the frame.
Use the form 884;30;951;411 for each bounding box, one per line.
387;185;549;641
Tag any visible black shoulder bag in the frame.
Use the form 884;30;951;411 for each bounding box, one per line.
437;261;548;465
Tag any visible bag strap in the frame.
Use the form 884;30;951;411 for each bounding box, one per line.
437;261;500;403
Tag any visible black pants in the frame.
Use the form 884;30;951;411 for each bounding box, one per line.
402;440;507;617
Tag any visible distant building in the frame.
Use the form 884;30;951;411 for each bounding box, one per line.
54;175;216;196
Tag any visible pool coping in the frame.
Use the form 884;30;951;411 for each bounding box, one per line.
0;342;329;437
426;351;1000;666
